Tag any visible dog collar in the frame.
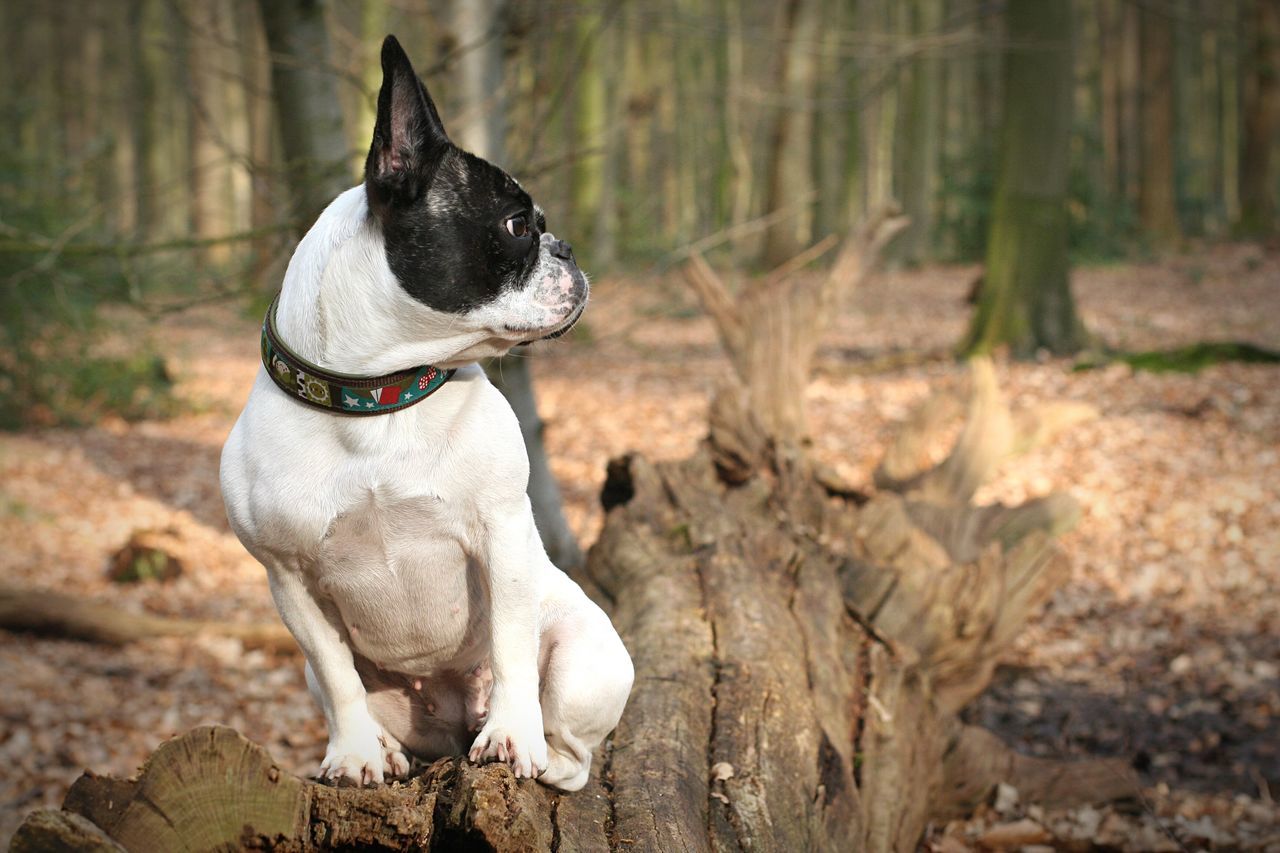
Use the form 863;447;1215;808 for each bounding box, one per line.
260;293;454;415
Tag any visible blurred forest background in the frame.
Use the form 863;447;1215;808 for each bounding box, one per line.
1;0;1279;849
2;0;1279;426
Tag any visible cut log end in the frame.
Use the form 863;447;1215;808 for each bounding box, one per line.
25;726;569;852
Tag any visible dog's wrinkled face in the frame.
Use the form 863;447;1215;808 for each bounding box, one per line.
364;37;587;345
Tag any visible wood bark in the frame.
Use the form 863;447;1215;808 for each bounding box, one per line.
484;356;585;572
760;0;819;268
124;0;155;241
1238;0;1280;236
1220;1;1242;225
13;359;1136;851
896;0;944;263
257;0;353;233
187;0;238;265
1139;2;1182;245
1119;0;1142;208
570;5;605;251
683;209;909;444
962;0;1087;358
1098;0;1123;201
240;0;290;293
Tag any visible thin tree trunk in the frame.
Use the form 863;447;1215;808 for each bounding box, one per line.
1238;0;1280;235
897;0;944;263
858;0;892;219
1200;5;1226;233
187;0;237;264
816;0;850;238
1119;1;1141;207
1173;2;1201;235
570;6;605;250
158;0;194;241
355;0;389;152
1139;2;1182;244
257;0;352;233
127;0;158;241
224;3;253;248
723;0;754;234
761;0;819;268
595;11;623;267
1221;0;1242;225
962;0;1087;357
1099;0;1122;200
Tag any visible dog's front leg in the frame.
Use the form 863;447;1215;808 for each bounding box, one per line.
268;568;401;784
468;502;549;779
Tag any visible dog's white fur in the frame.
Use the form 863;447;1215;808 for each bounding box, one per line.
220;186;632;790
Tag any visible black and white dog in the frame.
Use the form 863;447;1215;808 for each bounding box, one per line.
220;36;632;791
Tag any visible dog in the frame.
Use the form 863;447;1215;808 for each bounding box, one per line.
219;35;633;791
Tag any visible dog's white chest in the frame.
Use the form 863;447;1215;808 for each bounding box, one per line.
315;488;487;673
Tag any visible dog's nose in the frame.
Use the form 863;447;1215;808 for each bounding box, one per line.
550;239;574;262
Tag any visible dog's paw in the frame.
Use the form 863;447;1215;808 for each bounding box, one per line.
463;662;494;733
383;751;410;779
468;712;548;779
319;729;406;785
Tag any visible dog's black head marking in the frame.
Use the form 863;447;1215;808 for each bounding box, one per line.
364;35;547;315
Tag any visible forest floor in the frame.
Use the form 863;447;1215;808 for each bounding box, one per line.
1;244;1277;850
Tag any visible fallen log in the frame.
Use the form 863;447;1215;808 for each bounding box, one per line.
0;585;297;654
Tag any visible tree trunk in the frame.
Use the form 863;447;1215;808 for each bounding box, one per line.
1221;1;1242;226
594;11;624;268
353;0;389;157
484;356;584;572
239;0;290;293
451;0;584;572
962;0;1087;358
1238;0;1280;236
570;6;605;253
722;0;754;234
257;0;352;233
450;0;507;171
1119;0;1141;208
1139;2;1182;245
12;362;1136;852
187;0;238;265
1098;0;1122;201
126;0;159;242
760;0;819;268
896;0;944;264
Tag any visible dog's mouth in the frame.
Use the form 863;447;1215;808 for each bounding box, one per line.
506;301;586;346
539;302;586;340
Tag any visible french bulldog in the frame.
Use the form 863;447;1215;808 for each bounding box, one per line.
219;35;633;791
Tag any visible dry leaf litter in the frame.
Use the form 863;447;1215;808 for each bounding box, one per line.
0;244;1276;850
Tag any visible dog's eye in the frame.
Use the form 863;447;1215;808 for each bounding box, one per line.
505;215;529;239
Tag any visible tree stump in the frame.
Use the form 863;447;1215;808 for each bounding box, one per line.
12;363;1136;852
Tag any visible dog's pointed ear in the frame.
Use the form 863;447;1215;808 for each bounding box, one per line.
365;35;449;214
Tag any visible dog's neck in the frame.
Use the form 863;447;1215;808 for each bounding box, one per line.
273;187;516;374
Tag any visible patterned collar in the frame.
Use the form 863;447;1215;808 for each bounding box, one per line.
260;293;454;415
